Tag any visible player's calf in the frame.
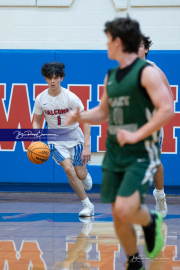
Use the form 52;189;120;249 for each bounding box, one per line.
81;172;92;191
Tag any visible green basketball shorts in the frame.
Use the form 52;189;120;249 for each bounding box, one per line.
101;160;155;204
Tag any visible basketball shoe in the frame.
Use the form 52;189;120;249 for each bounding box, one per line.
153;189;168;218
124;259;145;270
82;172;92;191
79;202;94;217
143;211;164;259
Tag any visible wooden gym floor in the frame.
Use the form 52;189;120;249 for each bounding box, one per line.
0;193;180;270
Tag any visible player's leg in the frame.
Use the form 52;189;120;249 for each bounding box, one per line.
49;144;93;216
49;143;85;199
113;194;141;254
101;170;145;270
114;194;163;269
153;163;167;218
153;128;167;218
72;144;94;216
60;159;94;216
117;162;164;261
102;163;163;269
154;163;164;190
112;196;145;270
60;158;87;200
72;143;93;191
75;163;92;191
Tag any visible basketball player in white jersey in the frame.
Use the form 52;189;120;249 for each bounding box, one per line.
138;34;174;218
33;61;94;217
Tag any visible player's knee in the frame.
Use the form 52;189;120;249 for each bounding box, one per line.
120;210;134;223
64;165;74;177
113;203;133;223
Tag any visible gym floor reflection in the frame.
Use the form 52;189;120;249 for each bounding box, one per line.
0;193;180;270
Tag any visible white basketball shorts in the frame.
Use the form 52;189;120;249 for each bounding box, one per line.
48;142;84;166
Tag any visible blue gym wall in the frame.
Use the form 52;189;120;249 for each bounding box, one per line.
0;50;180;193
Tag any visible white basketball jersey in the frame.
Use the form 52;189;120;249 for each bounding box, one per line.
34;87;84;147
146;59;154;66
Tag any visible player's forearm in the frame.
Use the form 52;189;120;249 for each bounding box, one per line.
83;123;90;147
135;106;174;142
33;121;41;129
79;106;109;125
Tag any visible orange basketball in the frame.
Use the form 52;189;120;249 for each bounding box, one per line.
27;142;50;164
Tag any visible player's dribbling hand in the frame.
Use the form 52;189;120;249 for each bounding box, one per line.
81;145;91;164
65;107;81;125
117;129;138;146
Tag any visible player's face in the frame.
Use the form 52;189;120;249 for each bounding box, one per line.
106;32;120;60
138;42;148;59
45;74;63;91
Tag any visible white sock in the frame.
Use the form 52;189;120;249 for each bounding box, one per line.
81;197;91;206
155;188;165;198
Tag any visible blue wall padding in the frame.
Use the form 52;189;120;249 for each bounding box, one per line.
0;50;180;187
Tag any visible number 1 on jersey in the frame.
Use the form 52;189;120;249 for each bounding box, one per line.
57;115;61;125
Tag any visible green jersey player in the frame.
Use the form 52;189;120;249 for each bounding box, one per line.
66;17;174;270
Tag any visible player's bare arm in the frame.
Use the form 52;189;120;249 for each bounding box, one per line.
33;113;43;129
117;66;174;146
81;111;91;163
66;75;109;126
153;63;174;100
140;65;174;131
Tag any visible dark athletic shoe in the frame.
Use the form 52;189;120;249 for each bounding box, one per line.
144;211;164;259
124;260;145;270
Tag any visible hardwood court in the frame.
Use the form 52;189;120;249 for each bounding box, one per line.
0;193;180;270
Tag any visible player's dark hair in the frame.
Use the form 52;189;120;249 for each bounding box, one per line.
141;34;153;57
41;61;65;78
104;17;142;53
